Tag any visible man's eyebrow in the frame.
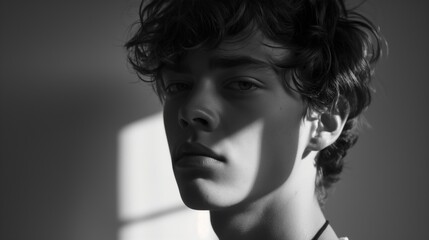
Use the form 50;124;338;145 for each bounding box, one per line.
162;55;278;73
209;55;275;70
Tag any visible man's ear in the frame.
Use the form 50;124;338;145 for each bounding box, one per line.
307;99;350;151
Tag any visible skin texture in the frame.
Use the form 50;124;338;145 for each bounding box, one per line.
162;32;342;240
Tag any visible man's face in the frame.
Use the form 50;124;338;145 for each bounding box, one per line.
162;32;309;210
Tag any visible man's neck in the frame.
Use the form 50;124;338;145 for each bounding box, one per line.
209;155;338;240
210;191;326;240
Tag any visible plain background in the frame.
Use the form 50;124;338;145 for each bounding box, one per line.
1;0;428;239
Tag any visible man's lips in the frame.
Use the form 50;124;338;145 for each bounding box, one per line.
174;142;226;163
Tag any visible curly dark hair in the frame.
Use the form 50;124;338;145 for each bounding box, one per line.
125;0;384;204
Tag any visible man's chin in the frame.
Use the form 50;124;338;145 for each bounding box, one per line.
178;188;222;210
177;180;236;211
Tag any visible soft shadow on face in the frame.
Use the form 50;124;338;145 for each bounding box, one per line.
162;31;307;210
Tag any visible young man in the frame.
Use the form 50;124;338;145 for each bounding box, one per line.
125;0;383;239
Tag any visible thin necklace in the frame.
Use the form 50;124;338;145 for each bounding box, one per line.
311;220;329;240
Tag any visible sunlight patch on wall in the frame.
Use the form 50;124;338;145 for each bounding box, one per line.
118;112;217;240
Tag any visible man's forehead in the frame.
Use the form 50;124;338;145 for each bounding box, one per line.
213;31;292;63
163;31;292;73
175;31;292;70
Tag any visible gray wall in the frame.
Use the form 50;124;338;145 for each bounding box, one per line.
1;0;428;239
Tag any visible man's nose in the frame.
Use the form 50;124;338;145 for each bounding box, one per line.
178;82;220;132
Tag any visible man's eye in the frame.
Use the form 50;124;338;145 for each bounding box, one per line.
225;80;260;91
165;83;191;94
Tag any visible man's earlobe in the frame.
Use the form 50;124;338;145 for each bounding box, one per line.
307;100;350;151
